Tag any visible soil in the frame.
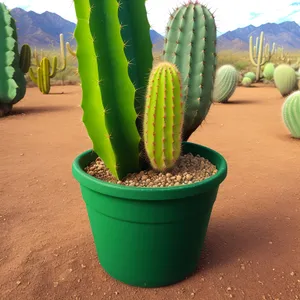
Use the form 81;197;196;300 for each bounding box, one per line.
85;154;217;187
1;84;299;300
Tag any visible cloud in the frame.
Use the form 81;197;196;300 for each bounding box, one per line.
250;12;263;20
4;0;300;36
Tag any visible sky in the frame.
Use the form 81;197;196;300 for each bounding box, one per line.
4;0;300;36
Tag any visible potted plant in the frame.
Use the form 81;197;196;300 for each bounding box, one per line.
72;0;227;288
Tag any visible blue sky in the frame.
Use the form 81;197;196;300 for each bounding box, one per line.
5;0;300;35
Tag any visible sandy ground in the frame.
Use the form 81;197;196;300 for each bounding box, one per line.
0;84;299;300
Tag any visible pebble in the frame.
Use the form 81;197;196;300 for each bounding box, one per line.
85;153;218;187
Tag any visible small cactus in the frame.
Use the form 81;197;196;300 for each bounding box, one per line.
282;91;300;138
143;62;184;171
29;57;57;94
242;77;252;87
29;33;67;94
274;64;297;97
263;62;275;80
244;72;256;83
213;65;238;103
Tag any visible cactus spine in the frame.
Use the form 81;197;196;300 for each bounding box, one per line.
282;91;300;138
213;65;238;103
73;0;153;179
249;32;275;82
0;3;31;116
274;64;297;97
143;62;184;171
163;3;217;141
29;33;67;94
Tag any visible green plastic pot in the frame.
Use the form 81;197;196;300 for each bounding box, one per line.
72;142;227;288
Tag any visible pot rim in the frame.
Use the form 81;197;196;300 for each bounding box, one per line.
72;142;228;200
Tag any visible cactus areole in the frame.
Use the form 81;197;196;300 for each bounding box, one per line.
72;0;227;288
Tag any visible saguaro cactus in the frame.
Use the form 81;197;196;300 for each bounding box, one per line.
29;57;57;94
0;3;31;116
29;33;67;94
163;3;217;141
143;62;184;171
73;0;153;179
249;31;275;82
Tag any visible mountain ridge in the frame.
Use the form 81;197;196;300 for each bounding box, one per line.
217;21;300;51
10;7;300;52
10;7;165;51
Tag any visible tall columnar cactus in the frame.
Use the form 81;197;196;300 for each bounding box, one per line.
28;33;67;94
143;62;184;171
263;62;275;80
29;57;58;94
249;32;275;82
274;64;298;97
282;91;300;138
0;3;31;116
73;0;153;179
163;3;217;141
213;65;238;103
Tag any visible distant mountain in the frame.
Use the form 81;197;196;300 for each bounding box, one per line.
217;21;300;51
10;8;76;48
10;8;164;51
11;8;299;53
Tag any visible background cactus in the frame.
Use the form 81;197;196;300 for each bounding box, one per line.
213;65;238;103
244;72;256;83
274;64;297;97
263;62;275;80
0;3;31;116
242;77;252;87
28;33;67;94
249;31;275;82
73;0;153;180
143;62;184;171
66;42;76;57
163;3;217;141
282;91;300;138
